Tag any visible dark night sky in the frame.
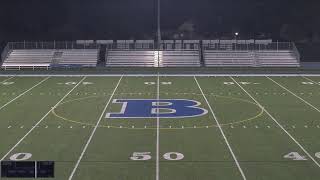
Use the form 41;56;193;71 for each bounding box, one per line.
0;0;319;41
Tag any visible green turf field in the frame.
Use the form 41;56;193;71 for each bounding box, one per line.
1;75;320;180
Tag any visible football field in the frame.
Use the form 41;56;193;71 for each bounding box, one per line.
1;75;320;180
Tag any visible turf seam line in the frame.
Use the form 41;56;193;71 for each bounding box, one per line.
230;76;320;168
267;76;320;114
5;74;320;77
194;76;247;180
68;75;123;180
0;76;50;111
0;76;86;161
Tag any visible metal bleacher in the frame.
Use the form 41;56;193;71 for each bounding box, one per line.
203;40;300;67
256;50;300;67
2;49;54;70
105;40;201;67
52;49;99;67
157;50;200;67
1;41;99;69
158;40;200;67
0;39;301;69
106;40;156;67
204;51;254;67
106;50;156;67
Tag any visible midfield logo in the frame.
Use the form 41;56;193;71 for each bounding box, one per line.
106;99;208;118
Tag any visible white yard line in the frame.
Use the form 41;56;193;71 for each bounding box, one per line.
267;76;320;113
301;76;320;85
68;75;123;180
230;76;320;168
0;76;50;111
194;76;247;180
156;73;160;180
0;76;14;83
0;76;87;161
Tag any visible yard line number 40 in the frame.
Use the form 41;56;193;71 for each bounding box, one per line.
130;152;184;161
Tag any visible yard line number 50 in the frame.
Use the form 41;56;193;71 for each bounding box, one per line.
130;152;184;161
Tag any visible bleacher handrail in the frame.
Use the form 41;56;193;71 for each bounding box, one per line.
202;42;293;51
7;41;100;50
292;42;301;63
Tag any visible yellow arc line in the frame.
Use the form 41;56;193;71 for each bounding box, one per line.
51;94;265;130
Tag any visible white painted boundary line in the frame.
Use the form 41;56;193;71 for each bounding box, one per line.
194;76;247;180
68;75;123;180
0;76;14;83
267;76;320;113
0;76;50;111
230;76;320;168
3;74;320;77
156;73;160;180
0;76;87;161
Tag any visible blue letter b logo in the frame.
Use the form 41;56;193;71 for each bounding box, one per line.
106;99;207;118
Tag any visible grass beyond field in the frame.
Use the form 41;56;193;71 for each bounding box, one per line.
1;75;320;180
